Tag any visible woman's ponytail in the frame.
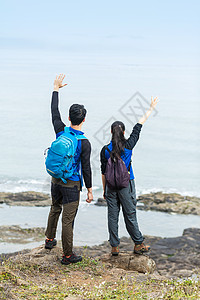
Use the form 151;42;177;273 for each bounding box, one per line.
111;121;126;158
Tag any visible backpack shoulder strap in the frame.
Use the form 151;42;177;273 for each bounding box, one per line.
128;159;132;172
64;127;87;140
64;126;76;137
64;126;70;133
105;146;115;161
105;145;112;155
77;134;87;140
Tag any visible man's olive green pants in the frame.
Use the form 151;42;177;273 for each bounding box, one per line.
45;179;80;256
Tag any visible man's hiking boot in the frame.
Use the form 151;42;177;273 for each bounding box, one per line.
61;253;82;265
111;246;119;256
134;243;150;255
45;238;57;249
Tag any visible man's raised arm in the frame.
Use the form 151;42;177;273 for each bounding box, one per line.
51;74;67;135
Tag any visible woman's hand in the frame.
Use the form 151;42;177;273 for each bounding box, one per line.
54;74;67;91
138;96;159;125
150;96;159;110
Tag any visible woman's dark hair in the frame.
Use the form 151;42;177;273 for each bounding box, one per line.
111;121;126;158
69;104;87;125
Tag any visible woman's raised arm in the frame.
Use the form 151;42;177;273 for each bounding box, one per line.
138;96;159;125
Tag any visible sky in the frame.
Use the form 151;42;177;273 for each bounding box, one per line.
0;0;199;63
0;0;199;193
0;0;199;115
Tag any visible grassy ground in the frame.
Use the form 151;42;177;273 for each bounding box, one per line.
0;254;200;300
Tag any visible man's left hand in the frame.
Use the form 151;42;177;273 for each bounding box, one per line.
86;191;93;203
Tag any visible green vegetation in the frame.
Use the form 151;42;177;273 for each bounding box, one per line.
0;255;200;299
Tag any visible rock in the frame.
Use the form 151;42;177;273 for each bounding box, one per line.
94;192;200;216
0;247;168;300
144;227;200;278
74;228;200;278
1;190;199;215
101;252;156;274
11;243;156;275
2;226;200;279
137;192;200;215
0;225;45;244
12;245;63;268
183;227;200;237
172;269;194;278
0;191;51;206
129;254;156;274
95;198;107;206
16;277;30;286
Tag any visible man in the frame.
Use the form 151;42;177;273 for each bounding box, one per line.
45;74;93;265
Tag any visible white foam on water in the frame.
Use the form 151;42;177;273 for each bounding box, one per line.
0;177;200;199
0;177;50;193
137;186;200;198
0;177;100;195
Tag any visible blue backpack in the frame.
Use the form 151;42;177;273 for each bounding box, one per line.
45;127;86;183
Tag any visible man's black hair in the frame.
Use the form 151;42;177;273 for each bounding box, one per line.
69;104;87;125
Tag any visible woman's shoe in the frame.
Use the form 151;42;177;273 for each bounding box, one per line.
134;243;150;255
111;246;119;256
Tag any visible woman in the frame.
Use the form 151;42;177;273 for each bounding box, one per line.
100;96;159;255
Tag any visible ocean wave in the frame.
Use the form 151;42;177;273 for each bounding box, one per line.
0;177;199;198
0;177;51;194
0;177;101;195
137;186;200;198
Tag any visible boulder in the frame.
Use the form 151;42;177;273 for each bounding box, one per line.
12;245;62;267
101;252;156;274
95;198;107;206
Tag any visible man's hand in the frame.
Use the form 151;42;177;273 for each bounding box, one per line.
54;74;67;92
86;189;93;203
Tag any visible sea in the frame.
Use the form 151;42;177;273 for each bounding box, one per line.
0;50;200;253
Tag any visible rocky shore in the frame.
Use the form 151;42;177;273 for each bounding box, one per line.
0;191;51;206
0;228;200;299
74;227;200;278
0;228;200;300
1;191;200;216
137;192;200;215
0;225;45;244
95;191;200;215
1;227;200;278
